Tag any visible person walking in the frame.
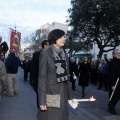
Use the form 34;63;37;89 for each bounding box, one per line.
69;57;78;91
37;29;74;120
78;56;91;97
5;50;21;96
108;49;120;115
97;59;108;91
30;40;49;108
0;55;7;95
21;55;31;81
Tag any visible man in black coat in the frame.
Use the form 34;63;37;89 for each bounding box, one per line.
69;57;78;91
108;49;120;115
22;55;31;81
30;40;49;108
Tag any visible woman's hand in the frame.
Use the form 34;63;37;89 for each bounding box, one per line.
40;105;47;110
68;99;79;109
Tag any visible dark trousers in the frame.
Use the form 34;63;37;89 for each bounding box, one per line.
108;99;118;111
81;86;86;97
70;76;76;90
24;70;29;81
36;91;39;109
98;74;108;90
108;88;119;111
72;80;76;90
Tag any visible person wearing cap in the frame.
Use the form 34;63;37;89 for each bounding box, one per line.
37;29;74;120
108;49;120;115
5;50;21;96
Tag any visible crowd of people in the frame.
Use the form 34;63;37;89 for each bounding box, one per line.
69;56;110;94
0;29;120;120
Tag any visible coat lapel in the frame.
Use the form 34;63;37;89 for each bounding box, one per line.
47;47;54;60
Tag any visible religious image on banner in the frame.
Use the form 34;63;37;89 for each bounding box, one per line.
10;29;21;52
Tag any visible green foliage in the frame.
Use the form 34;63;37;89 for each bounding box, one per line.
67;0;120;58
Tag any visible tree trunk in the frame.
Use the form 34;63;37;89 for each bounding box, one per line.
97;49;103;60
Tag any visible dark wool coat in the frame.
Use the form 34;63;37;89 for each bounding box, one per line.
30;51;41;92
21;60;31;72
69;61;78;82
78;62;91;87
108;57;120;100
37;47;73;120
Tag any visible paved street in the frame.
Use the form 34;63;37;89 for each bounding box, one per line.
0;68;120;120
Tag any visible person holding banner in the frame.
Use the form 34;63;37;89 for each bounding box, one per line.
0;36;9;56
108;49;120;115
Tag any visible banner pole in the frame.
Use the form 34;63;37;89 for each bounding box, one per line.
109;78;119;101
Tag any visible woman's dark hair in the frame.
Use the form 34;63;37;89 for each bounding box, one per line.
48;29;65;44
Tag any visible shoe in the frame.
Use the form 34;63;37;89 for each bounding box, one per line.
108;109;118;115
72;89;76;91
14;92;18;95
7;93;14;97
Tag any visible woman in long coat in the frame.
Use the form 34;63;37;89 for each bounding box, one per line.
78;56;91;97
37;29;74;120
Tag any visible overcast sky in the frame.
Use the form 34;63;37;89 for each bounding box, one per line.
0;0;71;43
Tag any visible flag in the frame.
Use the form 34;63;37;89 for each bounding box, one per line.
10;28;21;52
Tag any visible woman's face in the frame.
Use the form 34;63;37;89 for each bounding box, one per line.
84;57;88;62
54;36;65;48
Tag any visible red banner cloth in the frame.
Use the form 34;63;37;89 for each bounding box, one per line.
10;29;21;52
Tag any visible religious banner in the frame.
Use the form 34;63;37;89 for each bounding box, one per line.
10;28;21;52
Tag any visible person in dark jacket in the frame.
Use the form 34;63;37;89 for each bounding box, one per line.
30;40;49;108
69;57;78;91
108;49;120;115
21;55;31;81
5;50;21;96
78;56;91;97
97;59;108;91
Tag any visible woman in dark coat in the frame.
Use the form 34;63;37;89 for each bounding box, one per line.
78;56;91;97
108;49;120;115
37;29;74;120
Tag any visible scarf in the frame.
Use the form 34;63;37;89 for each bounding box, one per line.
50;45;68;83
